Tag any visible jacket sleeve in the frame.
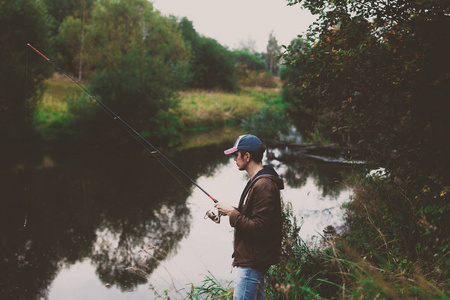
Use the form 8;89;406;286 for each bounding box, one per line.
229;178;279;236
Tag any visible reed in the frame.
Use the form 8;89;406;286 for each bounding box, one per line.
263;193;449;300
185;271;233;300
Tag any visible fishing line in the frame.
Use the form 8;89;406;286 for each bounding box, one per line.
27;43;220;211
24;45;29;228
118;121;190;194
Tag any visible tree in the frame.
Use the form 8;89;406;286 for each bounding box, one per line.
233;49;266;73
265;31;281;76
55;15;85;79
176;17;237;91
233;48;276;88
279;37;313;133
283;0;450;270
283;0;450;171
53;0;93;80
196;37;237;91
0;0;53;143
71;0;191;141
44;0;80;28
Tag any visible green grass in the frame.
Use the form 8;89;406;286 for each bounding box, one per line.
177;88;281;129
185;271;234;300
177;127;242;150
34;74;81;137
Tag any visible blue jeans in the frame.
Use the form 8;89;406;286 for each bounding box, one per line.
233;267;266;300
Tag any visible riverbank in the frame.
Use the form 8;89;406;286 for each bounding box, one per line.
190;177;449;299
35;74;282;145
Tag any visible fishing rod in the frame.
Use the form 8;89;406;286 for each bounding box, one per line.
27;43;221;223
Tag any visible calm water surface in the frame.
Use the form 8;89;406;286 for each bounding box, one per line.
0;133;361;299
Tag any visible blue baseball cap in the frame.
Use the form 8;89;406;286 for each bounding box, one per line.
224;134;262;155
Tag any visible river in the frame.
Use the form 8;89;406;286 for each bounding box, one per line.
0;130;362;299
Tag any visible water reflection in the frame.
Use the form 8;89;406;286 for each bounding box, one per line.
0;139;363;299
274;150;354;198
0;141;230;299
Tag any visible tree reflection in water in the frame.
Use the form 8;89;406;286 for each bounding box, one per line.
0;141;230;299
274;150;359;198
91;202;191;291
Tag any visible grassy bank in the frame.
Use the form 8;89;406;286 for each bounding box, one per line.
35;75;282;142
189;191;449;299
177;88;282;130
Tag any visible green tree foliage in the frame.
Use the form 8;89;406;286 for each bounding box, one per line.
283;0;450;279
53;0;92;79
280;38;313;134
283;0;449;170
195;37;237;91
54;15;85;78
69;0;191;141
44;0;81;27
0;0;53;143
176;17;237;91
233;48;266;73
233;48;276;88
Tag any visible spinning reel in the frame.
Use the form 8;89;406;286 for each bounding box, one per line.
205;209;221;224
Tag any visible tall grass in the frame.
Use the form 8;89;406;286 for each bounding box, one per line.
185;271;233;300
263;181;449;300
192;198;449;299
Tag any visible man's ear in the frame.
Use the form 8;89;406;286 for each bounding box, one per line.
245;152;252;162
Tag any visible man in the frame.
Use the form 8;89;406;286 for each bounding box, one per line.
215;134;284;300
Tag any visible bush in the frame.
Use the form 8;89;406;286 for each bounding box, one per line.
266;202;336;299
238;71;278;88
266;197;449;299
345;173;450;291
241;97;294;148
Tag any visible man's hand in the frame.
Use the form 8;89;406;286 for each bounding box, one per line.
214;202;236;216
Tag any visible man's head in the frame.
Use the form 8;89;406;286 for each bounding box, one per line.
224;134;266;164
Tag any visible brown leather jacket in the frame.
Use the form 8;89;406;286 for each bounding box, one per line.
229;166;284;271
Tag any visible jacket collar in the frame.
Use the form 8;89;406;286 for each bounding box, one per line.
238;165;284;209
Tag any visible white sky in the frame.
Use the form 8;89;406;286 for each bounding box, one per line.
151;0;316;53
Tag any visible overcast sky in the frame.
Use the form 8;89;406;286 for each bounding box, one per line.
152;0;316;53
